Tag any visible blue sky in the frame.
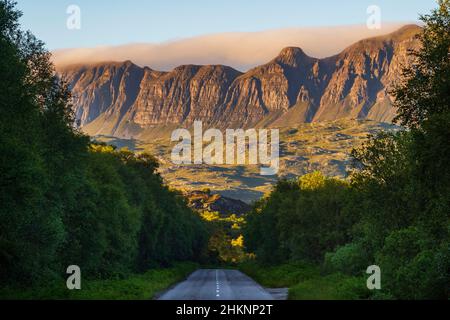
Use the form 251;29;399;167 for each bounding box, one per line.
17;0;437;50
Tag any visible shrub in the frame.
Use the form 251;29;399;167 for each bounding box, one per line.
324;242;370;276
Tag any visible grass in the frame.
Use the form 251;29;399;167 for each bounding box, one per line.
0;262;197;300
289;273;370;300
238;261;320;288
238;261;371;300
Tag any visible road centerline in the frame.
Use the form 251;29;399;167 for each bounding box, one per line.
215;270;220;297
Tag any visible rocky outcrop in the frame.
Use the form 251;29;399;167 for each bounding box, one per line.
186;190;251;216
58;25;421;137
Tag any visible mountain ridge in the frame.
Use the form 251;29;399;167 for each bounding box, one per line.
59;25;421;138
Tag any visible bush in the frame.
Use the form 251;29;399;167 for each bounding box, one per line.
289;273;370;300
239;261;319;288
324;242;370;276
0;262;198;300
376;227;449;299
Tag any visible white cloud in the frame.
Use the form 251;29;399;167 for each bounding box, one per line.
53;23;408;72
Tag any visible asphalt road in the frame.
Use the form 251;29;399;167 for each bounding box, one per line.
158;269;275;300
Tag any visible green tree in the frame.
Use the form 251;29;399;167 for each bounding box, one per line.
0;1;208;289
0;0;65;284
393;0;449;128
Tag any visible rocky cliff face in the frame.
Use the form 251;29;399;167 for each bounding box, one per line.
130;64;242;127
313;25;420;122
59;25;421;138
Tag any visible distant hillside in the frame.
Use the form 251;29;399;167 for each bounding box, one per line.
96;119;400;203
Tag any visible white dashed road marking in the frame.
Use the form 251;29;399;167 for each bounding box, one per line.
215;270;220;298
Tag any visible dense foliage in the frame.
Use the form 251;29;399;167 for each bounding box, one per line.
244;1;450;299
0;0;207;287
199;211;247;263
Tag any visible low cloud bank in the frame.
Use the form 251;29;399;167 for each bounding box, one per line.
53;24;408;71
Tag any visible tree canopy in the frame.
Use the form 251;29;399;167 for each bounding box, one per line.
0;0;207;286
245;1;450;299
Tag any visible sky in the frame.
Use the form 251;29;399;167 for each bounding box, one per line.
16;0;438;71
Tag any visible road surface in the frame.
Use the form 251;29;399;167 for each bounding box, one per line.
158;269;275;300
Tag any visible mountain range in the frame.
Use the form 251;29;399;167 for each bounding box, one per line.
59;25;420;138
